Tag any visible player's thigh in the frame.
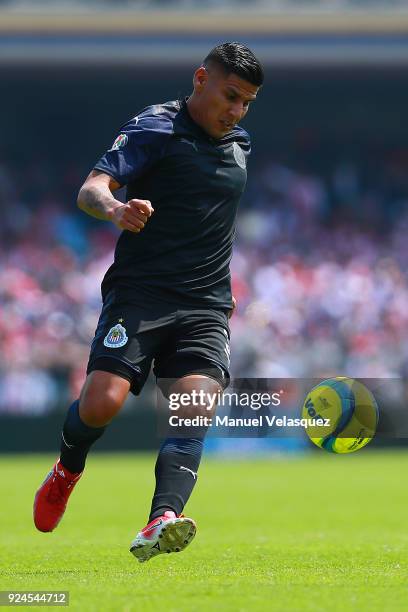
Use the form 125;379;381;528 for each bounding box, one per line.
174;307;230;380
79;370;130;427
155;307;231;398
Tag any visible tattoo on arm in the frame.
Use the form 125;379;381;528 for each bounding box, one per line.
77;181;120;221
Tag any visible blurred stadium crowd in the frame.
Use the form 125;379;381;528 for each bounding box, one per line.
1;146;408;414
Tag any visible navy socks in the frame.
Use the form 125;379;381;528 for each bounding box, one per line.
59;404;203;519
60;400;106;473
149;437;204;521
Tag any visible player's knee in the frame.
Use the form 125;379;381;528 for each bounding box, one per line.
169;375;221;418
79;391;123;427
79;371;129;427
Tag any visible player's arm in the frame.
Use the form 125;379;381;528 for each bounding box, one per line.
77;170;153;233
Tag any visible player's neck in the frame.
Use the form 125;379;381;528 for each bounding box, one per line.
186;95;210;138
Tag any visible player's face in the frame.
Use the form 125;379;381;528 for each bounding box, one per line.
192;66;259;139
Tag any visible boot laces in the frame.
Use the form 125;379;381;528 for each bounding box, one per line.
47;471;75;504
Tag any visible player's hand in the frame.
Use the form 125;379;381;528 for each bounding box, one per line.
110;199;154;233
228;296;237;319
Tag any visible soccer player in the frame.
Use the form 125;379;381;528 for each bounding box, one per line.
33;42;263;562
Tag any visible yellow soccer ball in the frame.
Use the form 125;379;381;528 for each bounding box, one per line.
302;377;379;453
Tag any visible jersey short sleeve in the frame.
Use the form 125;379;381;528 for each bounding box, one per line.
94;109;174;186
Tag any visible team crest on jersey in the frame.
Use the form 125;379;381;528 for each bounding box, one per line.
232;142;246;169
109;133;128;152
103;324;128;348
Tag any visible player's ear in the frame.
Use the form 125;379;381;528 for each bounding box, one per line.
193;66;208;93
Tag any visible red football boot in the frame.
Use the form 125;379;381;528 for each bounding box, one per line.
130;511;196;563
33;459;82;532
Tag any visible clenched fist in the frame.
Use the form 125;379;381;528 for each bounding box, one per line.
110;199;154;233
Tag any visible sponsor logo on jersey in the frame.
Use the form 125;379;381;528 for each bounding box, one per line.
109;133;128;152
232;141;246;169
103;324;128;348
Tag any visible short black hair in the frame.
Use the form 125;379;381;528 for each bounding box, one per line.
203;42;264;87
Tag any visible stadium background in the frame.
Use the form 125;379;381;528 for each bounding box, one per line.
1;1;408;451
1;5;408;612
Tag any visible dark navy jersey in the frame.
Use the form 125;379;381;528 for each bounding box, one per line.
94;98;251;310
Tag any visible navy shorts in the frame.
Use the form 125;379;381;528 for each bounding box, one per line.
86;291;231;395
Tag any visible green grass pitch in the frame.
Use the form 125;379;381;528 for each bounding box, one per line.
1;451;407;611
